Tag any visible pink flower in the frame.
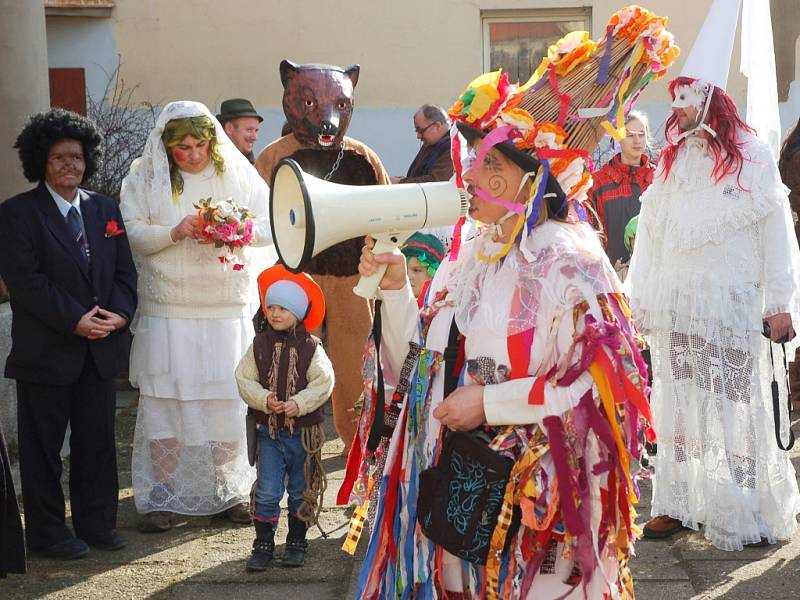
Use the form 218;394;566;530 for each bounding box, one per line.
240;220;254;245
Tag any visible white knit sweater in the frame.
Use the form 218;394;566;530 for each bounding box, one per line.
122;164;272;319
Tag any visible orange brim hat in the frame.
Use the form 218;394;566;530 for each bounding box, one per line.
257;264;325;331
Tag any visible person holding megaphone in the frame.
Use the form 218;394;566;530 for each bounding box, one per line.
346;69;654;598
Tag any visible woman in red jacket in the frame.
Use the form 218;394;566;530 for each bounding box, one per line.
590;111;655;276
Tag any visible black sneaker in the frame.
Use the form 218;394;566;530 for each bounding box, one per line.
34;537;90;560
84;530;127;551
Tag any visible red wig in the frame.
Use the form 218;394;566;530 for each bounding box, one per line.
660;76;755;184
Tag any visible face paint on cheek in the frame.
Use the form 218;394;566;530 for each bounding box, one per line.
171;147;190;164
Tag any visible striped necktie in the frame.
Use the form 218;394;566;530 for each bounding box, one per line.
66;206;90;266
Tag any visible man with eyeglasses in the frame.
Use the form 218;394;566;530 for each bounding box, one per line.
0;108;137;560
391;104;453;184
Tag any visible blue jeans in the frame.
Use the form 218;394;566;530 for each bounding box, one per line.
254;425;307;522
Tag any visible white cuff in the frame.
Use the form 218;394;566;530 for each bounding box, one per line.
483;372;594;426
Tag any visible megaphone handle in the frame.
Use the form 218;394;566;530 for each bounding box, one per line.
353;239;396;299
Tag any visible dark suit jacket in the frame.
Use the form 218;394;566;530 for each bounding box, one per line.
398;135;454;184
0;182;138;384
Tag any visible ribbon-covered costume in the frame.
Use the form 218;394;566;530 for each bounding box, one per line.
340;7;679;598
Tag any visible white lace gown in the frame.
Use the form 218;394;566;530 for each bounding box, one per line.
120;101;275;516
628;133;800;550
126;165;264;516
129;315;254;515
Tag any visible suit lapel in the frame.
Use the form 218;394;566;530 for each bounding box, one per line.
39;184;91;282
80;190;103;291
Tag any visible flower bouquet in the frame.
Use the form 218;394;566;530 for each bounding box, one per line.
194;197;255;270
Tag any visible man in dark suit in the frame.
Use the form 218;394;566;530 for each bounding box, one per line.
0;109;137;560
390;104;453;184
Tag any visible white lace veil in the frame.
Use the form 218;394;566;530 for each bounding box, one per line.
122;100;268;224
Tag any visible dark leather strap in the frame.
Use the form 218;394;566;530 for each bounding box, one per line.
768;341;795;451
443;318;462;397
366;300;385;452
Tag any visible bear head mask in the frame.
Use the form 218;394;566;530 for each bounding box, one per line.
280;59;360;150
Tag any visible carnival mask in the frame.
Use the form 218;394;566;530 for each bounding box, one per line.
280;59;359;150
671;80;708;111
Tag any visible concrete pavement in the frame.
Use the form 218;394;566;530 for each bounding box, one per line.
3;390;356;600
2;391;799;599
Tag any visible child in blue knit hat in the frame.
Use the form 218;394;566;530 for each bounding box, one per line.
235;265;333;571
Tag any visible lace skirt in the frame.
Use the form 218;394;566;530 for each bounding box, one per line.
130;315;255;515
648;320;800;550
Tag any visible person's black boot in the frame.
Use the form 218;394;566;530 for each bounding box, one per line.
282;515;308;568
245;521;275;571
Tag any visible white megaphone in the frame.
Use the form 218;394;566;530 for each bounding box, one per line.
270;158;469;299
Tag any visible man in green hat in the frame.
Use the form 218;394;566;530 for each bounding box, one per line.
217;98;263;163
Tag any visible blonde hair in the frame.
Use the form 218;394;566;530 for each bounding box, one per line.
162;116;225;201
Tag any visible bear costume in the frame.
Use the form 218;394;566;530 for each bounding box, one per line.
256;60;390;455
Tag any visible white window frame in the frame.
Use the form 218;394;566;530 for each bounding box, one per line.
481;7;593;75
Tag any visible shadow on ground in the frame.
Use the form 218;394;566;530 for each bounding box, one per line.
2;392;356;599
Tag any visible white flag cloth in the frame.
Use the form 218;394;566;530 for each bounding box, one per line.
741;0;781;160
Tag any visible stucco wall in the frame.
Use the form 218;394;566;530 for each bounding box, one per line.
105;0;774;171
38;1;800;169
46;15;119;102
0;0;50;201
111;1;752;106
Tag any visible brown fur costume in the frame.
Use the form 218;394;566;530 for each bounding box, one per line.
256;61;390;454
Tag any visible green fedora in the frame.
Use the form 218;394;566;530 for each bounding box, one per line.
216;98;263;123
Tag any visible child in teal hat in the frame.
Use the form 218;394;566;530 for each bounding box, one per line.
400;232;445;299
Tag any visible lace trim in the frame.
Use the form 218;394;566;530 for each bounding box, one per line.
648;135;785;251
631;278;763;333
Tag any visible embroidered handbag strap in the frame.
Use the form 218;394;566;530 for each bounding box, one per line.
366;300;386;452
768;341;796;451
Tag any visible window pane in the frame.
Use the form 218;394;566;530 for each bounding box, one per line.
488;20;587;84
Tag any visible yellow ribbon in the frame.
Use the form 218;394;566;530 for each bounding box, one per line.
600;41;645;141
341;477;374;555
588;360;637;504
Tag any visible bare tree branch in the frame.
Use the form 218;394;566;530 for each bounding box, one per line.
86;56;156;201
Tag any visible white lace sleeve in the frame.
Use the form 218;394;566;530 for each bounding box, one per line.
762;198;800;317
120;162;177;256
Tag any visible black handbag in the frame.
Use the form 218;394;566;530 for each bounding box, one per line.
415;319;516;565
417;429;513;564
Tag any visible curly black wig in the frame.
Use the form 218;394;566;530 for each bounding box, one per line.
14;108;103;183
